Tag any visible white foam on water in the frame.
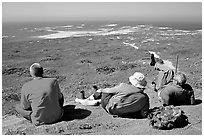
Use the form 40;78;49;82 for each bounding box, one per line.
60;25;73;28
2;35;9;38
98;28;135;36
36;30;98;39
34;27;138;39
158;27;172;30
141;38;155;43
98;28;114;32
76;26;83;29
2;35;16;39
105;24;118;27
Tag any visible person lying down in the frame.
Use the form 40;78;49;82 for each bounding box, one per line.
75;72;150;118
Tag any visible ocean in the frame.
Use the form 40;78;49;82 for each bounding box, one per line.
2;21;202;42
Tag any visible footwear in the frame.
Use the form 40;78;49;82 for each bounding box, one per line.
150;54;156;66
92;85;99;90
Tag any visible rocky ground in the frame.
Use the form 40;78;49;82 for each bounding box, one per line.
2;30;202;135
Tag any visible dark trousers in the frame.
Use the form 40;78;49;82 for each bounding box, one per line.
15;93;64;122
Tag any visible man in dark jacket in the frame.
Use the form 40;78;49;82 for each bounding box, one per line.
159;73;195;106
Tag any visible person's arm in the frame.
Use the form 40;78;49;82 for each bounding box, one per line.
185;84;196;105
159;88;170;106
54;79;64;107
161;96;170;106
189;90;196;105
154;61;173;72
99;83;123;94
20;87;31;110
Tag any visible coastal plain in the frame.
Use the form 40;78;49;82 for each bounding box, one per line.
2;27;202;135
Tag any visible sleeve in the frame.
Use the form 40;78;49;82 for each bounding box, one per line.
160;88;170;106
20;86;31;110
155;62;173;72
185;84;195;105
189;88;196;105
162;95;170;106
101;83;123;94
53;79;63;99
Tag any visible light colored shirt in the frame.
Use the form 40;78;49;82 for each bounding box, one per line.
102;83;144;94
155;61;175;72
21;77;64;125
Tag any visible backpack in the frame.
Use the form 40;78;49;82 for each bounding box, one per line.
105;91;149;118
147;105;189;130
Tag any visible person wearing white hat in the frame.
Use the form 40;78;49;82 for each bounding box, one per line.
75;72;149;118
128;72;147;88
15;63;64;126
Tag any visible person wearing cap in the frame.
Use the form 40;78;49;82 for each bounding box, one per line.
150;54;195;106
75;72;149;118
15;63;64;126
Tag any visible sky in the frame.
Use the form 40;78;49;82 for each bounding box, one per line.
2;2;202;23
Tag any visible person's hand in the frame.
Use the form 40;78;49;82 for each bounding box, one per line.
96;89;102;93
150;82;157;92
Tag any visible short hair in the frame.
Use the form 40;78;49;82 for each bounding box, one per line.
174;73;187;85
29;63;43;77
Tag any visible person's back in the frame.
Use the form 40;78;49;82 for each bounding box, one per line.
159;73;195;106
16;63;64;126
160;83;193;106
22;77;64;125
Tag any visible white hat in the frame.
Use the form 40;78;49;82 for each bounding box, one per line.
129;72;147;88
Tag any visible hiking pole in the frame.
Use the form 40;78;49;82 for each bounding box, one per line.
175;55;179;73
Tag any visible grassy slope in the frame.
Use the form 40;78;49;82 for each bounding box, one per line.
2;31;202;134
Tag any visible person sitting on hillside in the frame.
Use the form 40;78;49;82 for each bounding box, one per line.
75;72;150;118
150;54;195;106
15;63;64;126
150;53;175;91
